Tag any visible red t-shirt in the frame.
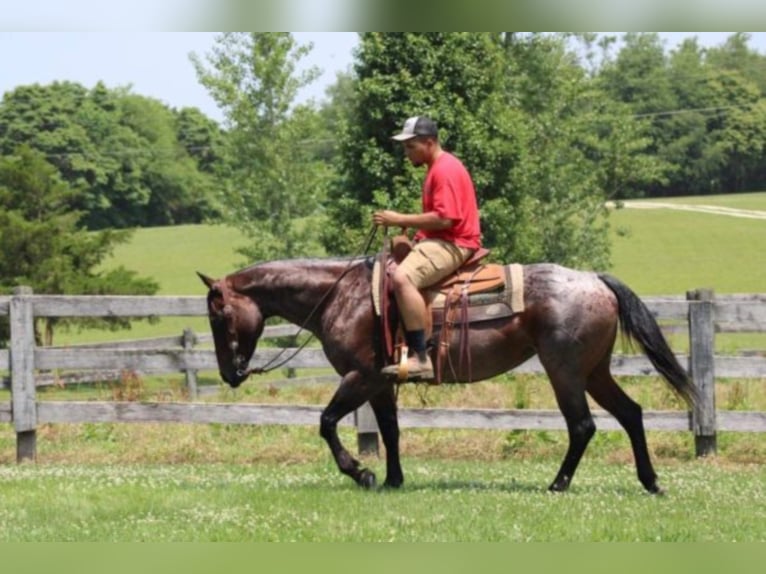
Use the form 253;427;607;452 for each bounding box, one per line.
414;152;482;249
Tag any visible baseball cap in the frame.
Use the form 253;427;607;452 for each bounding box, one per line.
391;116;439;141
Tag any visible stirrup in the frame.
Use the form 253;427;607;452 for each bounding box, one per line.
381;353;434;382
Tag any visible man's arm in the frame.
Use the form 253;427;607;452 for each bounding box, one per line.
372;210;453;230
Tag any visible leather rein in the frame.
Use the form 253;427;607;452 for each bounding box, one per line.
232;225;380;379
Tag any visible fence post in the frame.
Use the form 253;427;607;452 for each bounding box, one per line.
182;328;198;399
354;402;379;456
10;286;37;462
687;288;716;457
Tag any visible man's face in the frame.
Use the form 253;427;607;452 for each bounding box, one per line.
402;137;432;167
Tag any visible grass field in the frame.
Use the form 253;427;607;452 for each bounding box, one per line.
1;458;765;541
2;192;765;542
47;191;766;346
104;192;766;298
609;192;766;294
643;191;766;211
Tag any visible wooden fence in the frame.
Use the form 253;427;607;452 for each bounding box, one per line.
1;287;765;463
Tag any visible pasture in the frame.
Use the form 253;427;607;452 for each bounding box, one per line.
1;192;765;541
610;192;766;294
1;458;766;541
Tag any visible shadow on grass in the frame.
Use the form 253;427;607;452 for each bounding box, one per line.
378;479;545;494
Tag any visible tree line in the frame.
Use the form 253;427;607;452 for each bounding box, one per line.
2;32;765;343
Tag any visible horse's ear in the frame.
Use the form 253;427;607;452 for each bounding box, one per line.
197;271;217;289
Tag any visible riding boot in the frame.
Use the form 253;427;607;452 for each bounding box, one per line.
381;329;434;381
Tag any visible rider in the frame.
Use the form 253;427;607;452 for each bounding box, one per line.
373;116;482;380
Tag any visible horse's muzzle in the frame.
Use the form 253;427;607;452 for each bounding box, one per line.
220;369;245;388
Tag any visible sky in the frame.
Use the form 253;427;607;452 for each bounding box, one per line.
0;32;358;123
1;32;765;124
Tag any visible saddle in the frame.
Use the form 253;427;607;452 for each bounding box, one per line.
372;235;525;383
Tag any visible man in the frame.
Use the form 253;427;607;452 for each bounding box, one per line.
373;116;482;380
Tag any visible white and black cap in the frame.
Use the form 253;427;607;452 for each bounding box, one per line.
391;116;439;141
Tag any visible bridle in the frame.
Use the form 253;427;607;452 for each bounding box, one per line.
207;286;252;378
210;225;381;381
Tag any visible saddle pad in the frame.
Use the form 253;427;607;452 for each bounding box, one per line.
508;262;525;313
372;256;383;316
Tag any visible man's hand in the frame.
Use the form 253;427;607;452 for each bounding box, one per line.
372;210;403;228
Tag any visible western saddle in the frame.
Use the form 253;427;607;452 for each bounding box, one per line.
373;235;524;383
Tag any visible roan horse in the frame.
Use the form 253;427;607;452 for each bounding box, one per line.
198;256;697;494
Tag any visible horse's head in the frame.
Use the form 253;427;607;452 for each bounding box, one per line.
198;272;264;388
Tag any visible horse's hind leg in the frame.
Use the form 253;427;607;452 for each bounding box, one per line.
586;359;661;494
319;370;378;488
368;384;403;488
540;345;596;492
549;387;596;492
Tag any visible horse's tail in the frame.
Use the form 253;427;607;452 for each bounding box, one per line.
598;273;698;408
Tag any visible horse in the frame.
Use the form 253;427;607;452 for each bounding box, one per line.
197;256;697;494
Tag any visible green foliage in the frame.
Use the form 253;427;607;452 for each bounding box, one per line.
0;81;221;229
1;461;766;541
598;32;766;197
0;146;158;345
192;33;330;261
322;33;663;269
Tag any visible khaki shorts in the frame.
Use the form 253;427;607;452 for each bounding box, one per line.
397;239;474;289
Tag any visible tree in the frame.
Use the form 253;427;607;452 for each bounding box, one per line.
323;33;519;256
0;146;158;346
704;35;766;192
191;33;328;262
175;106;225;175
0;81;220;229
324;32;660;270
493;33;668;267
596;33;680;198
597;32;766;196
705;33;766;96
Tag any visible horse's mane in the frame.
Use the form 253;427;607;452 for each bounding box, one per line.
234;256;373;276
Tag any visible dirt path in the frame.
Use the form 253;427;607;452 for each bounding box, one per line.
615;201;766;220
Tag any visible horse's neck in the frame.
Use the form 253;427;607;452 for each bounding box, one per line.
232;259;360;330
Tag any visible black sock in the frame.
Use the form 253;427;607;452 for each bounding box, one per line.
405;329;427;361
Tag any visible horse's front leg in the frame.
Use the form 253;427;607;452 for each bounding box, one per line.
319;370;377;488
368;383;403;488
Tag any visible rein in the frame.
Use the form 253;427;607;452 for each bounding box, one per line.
238;225;380;378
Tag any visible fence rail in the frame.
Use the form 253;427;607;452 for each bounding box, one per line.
2;288;766;462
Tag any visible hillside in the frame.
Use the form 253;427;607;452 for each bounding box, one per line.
51;192;763;346
609;192;766;294
101;194;766;296
104;224;251;295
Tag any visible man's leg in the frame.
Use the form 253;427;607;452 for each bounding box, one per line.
381;240;470;380
381;266;434;379
393;269;430;362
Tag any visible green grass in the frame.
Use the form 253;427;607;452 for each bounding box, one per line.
607;192;766;353
51;192;765;347
100;192;766;300
645;191;766;211
609;199;766;295
1;459;765;541
113;223;251;295
53;224;250;345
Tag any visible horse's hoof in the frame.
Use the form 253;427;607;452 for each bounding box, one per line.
383;477;403;489
547;482;569;493
359;469;377;489
646;484;665;496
